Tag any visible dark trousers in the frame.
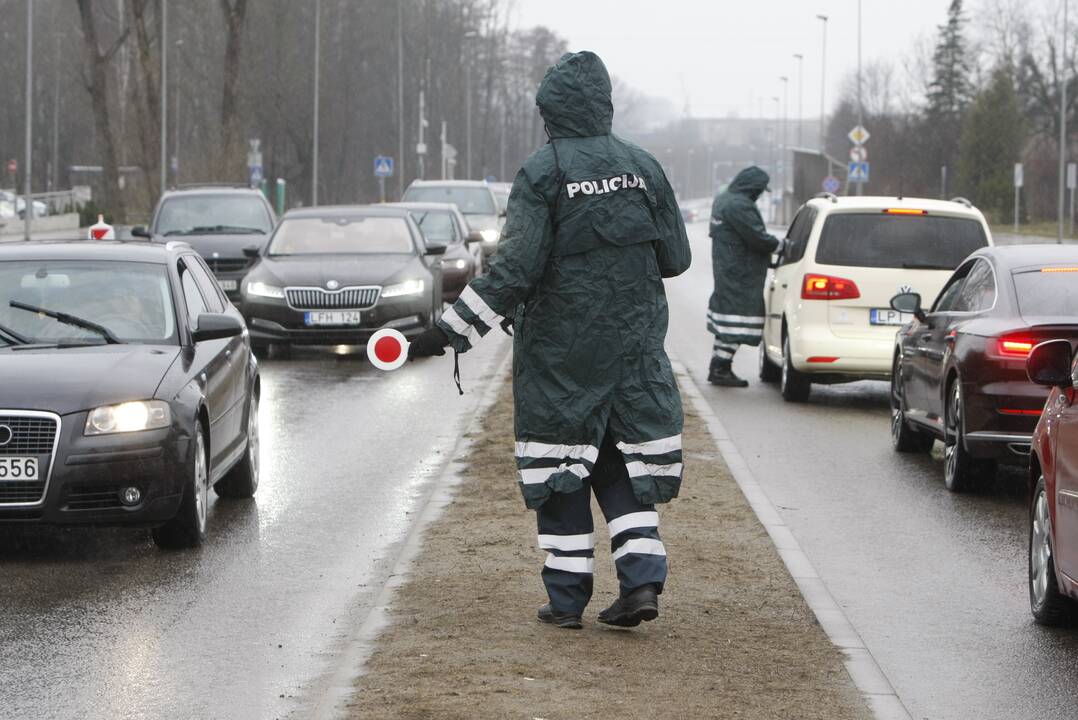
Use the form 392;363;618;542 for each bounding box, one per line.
536;433;668;614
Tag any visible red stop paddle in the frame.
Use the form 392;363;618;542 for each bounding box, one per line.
367;328;410;371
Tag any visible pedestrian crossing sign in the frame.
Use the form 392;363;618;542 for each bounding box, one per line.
848;161;870;184
374;155;394;178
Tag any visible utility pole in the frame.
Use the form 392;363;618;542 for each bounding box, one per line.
159;0;167;197
771;96;780;223
856;0;864;195
817;14;828;151
23;0;33;241
1059;0;1069;243
793;53;804;149
780;76;789;223
464;31;477;179
312;0;321;206
396;0;404;199
50;35;60;192
417;90;427;180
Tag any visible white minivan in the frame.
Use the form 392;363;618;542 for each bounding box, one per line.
760;195;994;402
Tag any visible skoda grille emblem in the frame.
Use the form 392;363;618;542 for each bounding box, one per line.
0;425;12;447
326;280;340;290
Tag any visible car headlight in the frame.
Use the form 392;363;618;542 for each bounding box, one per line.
443;259;468;270
381;279;425;298
85;400;171;436
480;229;499;244
246;281;285;299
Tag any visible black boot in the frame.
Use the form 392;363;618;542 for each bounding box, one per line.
597;584;659;627
708;358;749;387
537;603;583;629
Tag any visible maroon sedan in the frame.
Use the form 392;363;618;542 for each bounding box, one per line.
1028;338;1078;623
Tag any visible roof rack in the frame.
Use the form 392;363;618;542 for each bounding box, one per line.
171;183;255;191
814;192;839;203
950;196;973;208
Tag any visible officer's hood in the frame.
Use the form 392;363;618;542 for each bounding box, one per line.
728;166;770;201
536;51;614;139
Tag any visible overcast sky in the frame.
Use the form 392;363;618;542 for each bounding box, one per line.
511;0;956;120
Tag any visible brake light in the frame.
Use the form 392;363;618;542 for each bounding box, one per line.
802;274;861;300
994;334;1035;357
883;208;927;215
998;408;1044;416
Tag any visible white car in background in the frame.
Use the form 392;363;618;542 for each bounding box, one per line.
760;195;994;402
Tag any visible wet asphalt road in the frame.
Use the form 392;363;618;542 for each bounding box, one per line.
665;221;1078;720
0;335;508;720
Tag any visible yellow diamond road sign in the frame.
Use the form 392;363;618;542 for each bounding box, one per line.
848;125;870;145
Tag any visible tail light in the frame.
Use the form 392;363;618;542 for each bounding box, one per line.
991;333;1035;358
801;274;861;300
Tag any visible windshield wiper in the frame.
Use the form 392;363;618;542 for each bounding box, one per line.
0;320;29;345
189;225;265;235
8;301;123;344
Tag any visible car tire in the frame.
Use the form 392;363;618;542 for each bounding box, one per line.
943;379;995;492
891;355;934;453
780;334;811;402
152;423;209;549
1030;476;1073;625
759;344;781;383
215;393;260;499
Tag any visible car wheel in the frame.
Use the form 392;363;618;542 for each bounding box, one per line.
891;355;934;453
153;423;209;549
1030;476;1073;625
758;343;781;383
215;393;260;499
943;380;995;492
780;334;810;402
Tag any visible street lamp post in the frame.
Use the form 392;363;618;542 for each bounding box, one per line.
780;76;789;224
159;0;167;197
312;0;321;206
856;0;864;195
771;96;780;224
817;14;828;152
396;0;404;199
23;0;33;241
1060;0;1070;243
464;30;478;180
793;53;804;149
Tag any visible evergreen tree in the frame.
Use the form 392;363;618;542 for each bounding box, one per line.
920;0;974;195
957;66;1025;222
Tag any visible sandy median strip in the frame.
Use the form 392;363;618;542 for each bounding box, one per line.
348;375;871;720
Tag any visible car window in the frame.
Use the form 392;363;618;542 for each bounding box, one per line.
1013;268;1078;318
180;263;209;327
781;207;816;266
932;261;974;312
186;256;225;313
155;194;273;236
268;216;415;255
411;210;459;246
402;186;497;215
952;259;995;312
815;213;988;269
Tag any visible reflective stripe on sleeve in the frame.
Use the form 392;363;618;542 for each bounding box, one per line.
538;532;595;552
440;305;473;339
544;553;595;574
607;511;659;537
459;286;503;329
611;538;667;561
616;435;682;456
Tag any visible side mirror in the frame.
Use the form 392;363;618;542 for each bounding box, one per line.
890;292;925;322
466;230;484;245
242;245;261;259
192;313;244;343
131;225;151;239
1027;339;1073;388
425;242;448;256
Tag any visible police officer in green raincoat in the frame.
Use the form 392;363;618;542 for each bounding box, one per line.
706;166;784;386
409;51;691;630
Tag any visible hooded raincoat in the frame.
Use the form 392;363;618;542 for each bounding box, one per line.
436;51;691;510
707;166;782;346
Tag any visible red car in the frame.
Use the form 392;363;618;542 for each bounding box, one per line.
1027;338;1078;623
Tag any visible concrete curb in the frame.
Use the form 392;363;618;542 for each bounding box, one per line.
672;356;912;720
310;345;513;720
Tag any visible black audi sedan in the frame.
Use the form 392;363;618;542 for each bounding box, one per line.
0;240;259;548
132;185;277;302
238;206;444;354
889;245;1078;491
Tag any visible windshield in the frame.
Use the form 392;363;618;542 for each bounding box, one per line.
268;216;416;255
815;213;988;270
0;260;177;345
403;186;496;215
155;194;273;236
1013;269;1078;317
410;211;459;245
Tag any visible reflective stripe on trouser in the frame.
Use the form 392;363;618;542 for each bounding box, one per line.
707;311;764;346
535;434;668;613
712;339;738;361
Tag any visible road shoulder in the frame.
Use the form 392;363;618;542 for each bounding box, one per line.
346;373;871;720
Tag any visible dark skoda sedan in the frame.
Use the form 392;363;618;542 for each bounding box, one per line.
0;240;259;548
889;245;1078;491
239;206;444;353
